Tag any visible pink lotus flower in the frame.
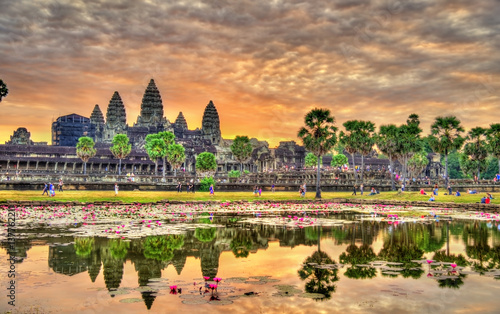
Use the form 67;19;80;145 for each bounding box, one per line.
426;260;433;264
203;276;210;281
451;263;457;269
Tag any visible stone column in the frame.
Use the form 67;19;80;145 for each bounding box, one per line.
17;160;20;169
36;161;39;170
64;162;67;171
54;162;58;171
45;161;49;170
26;161;30;170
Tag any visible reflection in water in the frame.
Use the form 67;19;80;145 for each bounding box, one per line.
4;216;500;310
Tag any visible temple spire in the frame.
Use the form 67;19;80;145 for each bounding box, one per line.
201;100;221;145
136;79;164;126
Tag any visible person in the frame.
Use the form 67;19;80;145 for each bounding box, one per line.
401;183;405;192
271;184;275;192
487;193;494;199
429;195;435;202
468;189;478;194
49;182;55;197
360;184;364;195
433;184;438;195
258;187;262;197
447;185;452;195
352;185;357;196
114;183;119;196
420;189;427;195
131;173;135;182
253;185;258;196
42;183;49;196
369;187;377;196
481;196;487;204
299;185;305;197
177;182;182;193
58;179;63;192
455;190;461;196
303;182;307;193
187;183;191;192
496;173;500;181
209;184;214;196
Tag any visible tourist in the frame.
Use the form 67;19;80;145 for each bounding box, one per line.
429;195;435;202
303;182;307;193
481;196;488;204
468;189;478;194
258;187;262;197
177;181;182;193
360;184;364;195
49;182;55;197
271;184;275;192
114;183;119;196
369;187;377;196
487;193;494;199
209;184;214;196
352;185;357;196
131;173;135;182
58;179;63;192
455;190;461;196
420;189;427;195
447;185;452;195
253;185;258;196
496;173;500;181
186;183;190;192
42;182;49;196
299;185;305;197
433;184;438;195
401;183;405;192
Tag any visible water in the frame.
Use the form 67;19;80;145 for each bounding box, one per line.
2;212;500;313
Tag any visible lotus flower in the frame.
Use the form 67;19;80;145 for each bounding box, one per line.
451;263;457;269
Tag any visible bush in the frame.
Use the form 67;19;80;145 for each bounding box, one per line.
199;176;216;192
243;170;250;174
228;170;241;178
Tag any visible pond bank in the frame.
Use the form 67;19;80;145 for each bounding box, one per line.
1;197;498;212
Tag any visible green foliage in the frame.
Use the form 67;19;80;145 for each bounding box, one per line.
442;151;465;179
461;127;488;178
487;124;500;174
166;143;186;174
194;227;217;242
228;170;241;178
158;131;175;147
145;135;167;162
110;134;132;160
330;154;348;167
243;170;250;174
109;239;130;260
305;152;322;168
75;237;94;257
459;152;488;178
76;136;97;174
143;235;184;262
298;108;337;198
376;124;399;161
199;176;215;192
333;143;345;155
483;156;498;179
230;136;253;170
196;152;217;176
407;151;429;178
230;237;252;258
340;120;376;183
0;79;8;102
297;250;339;299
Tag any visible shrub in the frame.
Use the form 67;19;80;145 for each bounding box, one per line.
228;170;241;178
199;176;216;192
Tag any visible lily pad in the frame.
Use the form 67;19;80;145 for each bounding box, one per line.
300;293;326;299
208;299;234;305
119;298;142;303
182;299;209;305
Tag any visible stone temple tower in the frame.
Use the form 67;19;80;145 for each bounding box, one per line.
90;104;105;142
173;112;188;138
201;100;221;145
103;91;127;143
135;79;166;127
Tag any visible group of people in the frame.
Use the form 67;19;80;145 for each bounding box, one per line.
299;183;307;197
42;179;63;197
253;186;262;196
352;184;364;195
176;181;195;193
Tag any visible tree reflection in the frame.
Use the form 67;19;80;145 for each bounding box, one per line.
230;230;253;258
75;237;94;257
195;227;217;243
339;244;377;279
298;251;339;300
109;239;130;260
143;235;184;262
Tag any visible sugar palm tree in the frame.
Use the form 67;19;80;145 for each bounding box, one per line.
428;116;465;186
377;124;399;191
462;127;488;179
76;136;97;175
166;143;186;177
145;134;166;176
110;134;131;175
0;79;8;102
297;108;337;199
487;124;500;175
157;131;175;180
339;120;361;184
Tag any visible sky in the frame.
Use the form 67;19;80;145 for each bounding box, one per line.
1;0;499;147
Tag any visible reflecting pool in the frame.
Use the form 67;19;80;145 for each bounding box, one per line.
2;210;500;313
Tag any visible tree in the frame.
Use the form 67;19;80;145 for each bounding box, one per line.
196;152;217;177
297;250;339;299
157;131;175;180
441;151;465;179
297;108;338;199
428;116;465;186
376;124;399;191
331;154;348;168
486;124;500;175
110;134;131;175
396;114;423;183
76;136;97;175
459;152;488;179
145;134;166;176
462;127;488;179
355;120;376;182
305;152;322;168
339;120;361;184
0;79;8;102
407;151;429;178
230;135;253;172
166;143;186;177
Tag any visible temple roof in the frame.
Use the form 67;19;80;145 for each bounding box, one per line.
90;104;105;124
105;91;126;128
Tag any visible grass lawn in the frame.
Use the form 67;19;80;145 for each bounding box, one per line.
0;190;497;204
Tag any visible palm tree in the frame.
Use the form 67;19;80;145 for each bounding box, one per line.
462;127;488;180
76;136;97;175
355;120;376;183
339;120;361;184
0;79;8;102
376;124;399;191
145;134;166;176
110;134;131;175
166;143;186;177
297;108;337;199
157;131;175;180
428;116;465;186
486;124;500;175
230;135;253;172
